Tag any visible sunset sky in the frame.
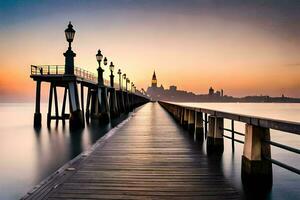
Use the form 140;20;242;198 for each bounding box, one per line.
0;0;300;101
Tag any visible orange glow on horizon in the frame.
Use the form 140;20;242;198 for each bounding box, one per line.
0;8;300;100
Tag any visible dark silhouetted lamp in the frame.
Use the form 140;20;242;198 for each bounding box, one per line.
64;22;76;75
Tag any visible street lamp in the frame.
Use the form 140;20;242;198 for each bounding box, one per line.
96;50;104;86
126;78;130;91
122;73;126;91
64;22;76;75
65;22;75;48
103;57;107;66
131;82;134;93
109;62;114;88
117;69;122;90
96;50;103;66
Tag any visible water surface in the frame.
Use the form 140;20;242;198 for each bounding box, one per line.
0;103;129;200
175;102;300;199
0;102;299;199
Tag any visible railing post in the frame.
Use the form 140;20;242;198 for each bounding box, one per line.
207;116;224;154
242;124;272;187
195;112;204;140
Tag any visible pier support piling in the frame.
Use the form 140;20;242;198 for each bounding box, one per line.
47;84;54;129
61;87;67;127
195;112;204;140
183;108;189;129
207;116;224;154
68;82;84;130
80;83;85;128
85;88;91;124
188;110;195;134
242;124;272;187
34;81;42;128
53;85;59;127
98;86;110;123
109;88;119;118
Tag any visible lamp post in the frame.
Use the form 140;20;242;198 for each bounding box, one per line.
131;82;134;93
117;69;122;90
126;78;130;91
109;62;115;88
64;22;76;75
122;74;126;91
96;50;104;86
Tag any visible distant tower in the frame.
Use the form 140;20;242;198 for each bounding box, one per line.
151;71;157;87
209;87;214;95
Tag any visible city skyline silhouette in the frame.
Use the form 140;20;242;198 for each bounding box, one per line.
0;0;300;101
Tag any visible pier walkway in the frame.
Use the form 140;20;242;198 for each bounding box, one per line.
25;103;240;199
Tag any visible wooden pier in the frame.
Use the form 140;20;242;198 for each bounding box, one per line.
23;103;240;199
26;22;299;199
159;101;300;187
30;22;150;130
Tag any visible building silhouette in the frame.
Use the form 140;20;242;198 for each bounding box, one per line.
151;71;157;87
146;71;300;103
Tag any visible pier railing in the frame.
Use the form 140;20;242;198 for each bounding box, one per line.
159;101;300;184
30;65;113;86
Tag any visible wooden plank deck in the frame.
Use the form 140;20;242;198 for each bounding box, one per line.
24;103;240;200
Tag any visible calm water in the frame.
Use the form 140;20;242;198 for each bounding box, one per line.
0;103;130;200
0;102;299;199
176;102;300;199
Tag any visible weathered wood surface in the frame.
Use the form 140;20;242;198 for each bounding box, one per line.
24;103;240;199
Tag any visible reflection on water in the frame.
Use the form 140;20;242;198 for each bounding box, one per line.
176;102;300;200
0;103;129;200
0;102;299;200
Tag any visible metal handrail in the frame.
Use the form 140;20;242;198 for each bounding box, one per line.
222;128;245;136
160;101;300;175
171;102;300;135
30;65;150;98
31;65;98;83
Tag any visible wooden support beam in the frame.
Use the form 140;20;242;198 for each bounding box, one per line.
61;87;67;127
195;112;204;141
183;108;189;129
242;124;272;187
98;86;110;123
53;85;59;127
47;83;54;129
34;81;42;128
207;116;224;154
81;83;85;128
204;113;208;138
86;88;91;124
68;82;84;130
188;109;195;134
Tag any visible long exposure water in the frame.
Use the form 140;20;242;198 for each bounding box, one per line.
0;102;130;200
176;102;300;199
0;102;299;199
